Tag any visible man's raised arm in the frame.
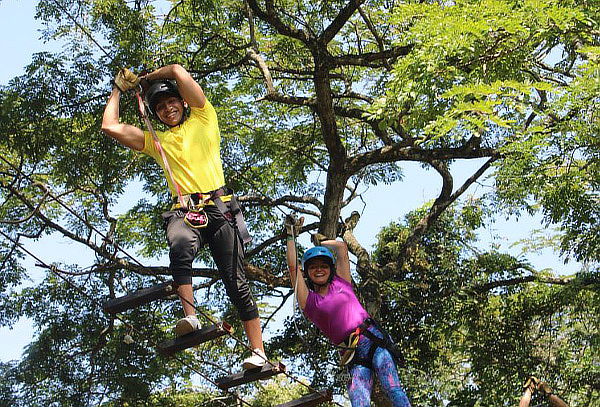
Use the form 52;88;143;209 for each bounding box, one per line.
101;85;145;151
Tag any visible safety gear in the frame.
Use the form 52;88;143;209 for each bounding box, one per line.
174;315;200;336
284;214;304;237
342;319;405;369
537;381;553;396
303;246;336;290
144;80;182;117
114;68;140;92
302;246;335;268
242;348;268;370
339;328;361;366
523;376;539;391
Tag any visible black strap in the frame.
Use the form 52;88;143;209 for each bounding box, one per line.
211;189;252;244
345;319;405;369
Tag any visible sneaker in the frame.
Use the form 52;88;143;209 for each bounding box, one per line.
174;315;200;337
242;348;268;370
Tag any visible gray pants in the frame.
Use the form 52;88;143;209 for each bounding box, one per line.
162;205;258;321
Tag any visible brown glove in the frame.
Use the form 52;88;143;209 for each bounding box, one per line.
114;68;140;92
284;214;304;237
523;376;539;392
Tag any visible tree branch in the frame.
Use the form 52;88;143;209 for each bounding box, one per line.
347;143;498;173
246;0;312;44
331;45;413;67
246;48;316;106
397;156;497;267
473;275;580;292
321;0;365;44
240;193;323;213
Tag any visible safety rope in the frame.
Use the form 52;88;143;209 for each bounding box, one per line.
134;91;187;209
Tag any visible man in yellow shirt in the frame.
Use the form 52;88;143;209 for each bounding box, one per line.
102;64;266;369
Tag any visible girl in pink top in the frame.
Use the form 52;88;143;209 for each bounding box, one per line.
284;218;411;407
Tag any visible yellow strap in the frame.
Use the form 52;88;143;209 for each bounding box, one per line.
338;330;361;366
171;194;233;210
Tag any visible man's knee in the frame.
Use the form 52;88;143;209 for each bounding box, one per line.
225;280;259;321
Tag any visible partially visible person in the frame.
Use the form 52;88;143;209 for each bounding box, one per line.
519;376;570;407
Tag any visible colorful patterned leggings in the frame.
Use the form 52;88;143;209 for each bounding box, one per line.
347;326;411;407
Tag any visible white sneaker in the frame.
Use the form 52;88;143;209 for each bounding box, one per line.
174;315;200;337
242;348;268;370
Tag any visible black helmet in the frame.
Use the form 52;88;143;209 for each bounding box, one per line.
144;80;182;117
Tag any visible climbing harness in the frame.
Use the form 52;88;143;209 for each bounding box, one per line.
339;328;361;366
339;318;405;369
172;193;211;229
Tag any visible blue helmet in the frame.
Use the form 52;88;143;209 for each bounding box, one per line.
302;246;336;289
302;246;335;268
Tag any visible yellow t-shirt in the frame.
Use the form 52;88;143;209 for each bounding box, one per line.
142;100;225;196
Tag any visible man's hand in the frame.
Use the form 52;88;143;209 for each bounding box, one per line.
284;214;304;237
114;68;140;92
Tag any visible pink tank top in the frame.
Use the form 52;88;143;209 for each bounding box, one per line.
303;275;370;344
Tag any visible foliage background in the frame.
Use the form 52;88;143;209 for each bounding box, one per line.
0;0;598;406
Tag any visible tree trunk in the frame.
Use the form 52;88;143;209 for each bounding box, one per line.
313;50;348;237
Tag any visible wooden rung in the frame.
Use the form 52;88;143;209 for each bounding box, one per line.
216;362;286;389
274;390;332;407
157;322;233;356
103;281;177;314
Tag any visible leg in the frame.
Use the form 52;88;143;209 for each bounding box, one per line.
243;317;264;353
208;222;261;346
372;347;411;407
177;283;196;316
163;210;201;316
347;364;373;407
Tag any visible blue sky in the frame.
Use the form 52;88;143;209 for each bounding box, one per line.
0;0;582;364
0;0;50;361
0;0;48;84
